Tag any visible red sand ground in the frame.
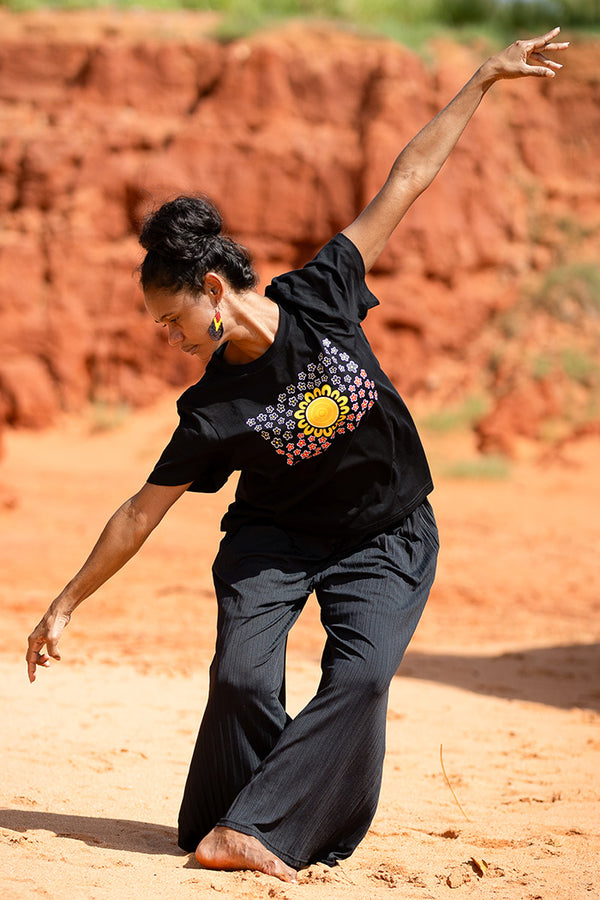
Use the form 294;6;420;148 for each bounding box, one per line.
1;394;598;898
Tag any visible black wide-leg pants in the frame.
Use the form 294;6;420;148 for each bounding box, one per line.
178;499;439;870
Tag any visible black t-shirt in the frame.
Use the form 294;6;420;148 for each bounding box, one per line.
147;233;433;553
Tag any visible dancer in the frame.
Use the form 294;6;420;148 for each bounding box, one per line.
27;30;567;883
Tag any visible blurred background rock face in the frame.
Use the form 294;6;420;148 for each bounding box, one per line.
0;12;598;457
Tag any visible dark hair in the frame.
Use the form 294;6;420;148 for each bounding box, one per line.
139;196;258;294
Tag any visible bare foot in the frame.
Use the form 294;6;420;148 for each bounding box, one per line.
195;826;297;883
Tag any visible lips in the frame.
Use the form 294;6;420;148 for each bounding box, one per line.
182;345;198;355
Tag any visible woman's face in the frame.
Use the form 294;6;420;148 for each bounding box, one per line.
144;285;218;370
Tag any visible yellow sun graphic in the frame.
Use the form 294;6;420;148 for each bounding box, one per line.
294;384;350;438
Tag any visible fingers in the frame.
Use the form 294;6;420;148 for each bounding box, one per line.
26;644;44;683
532;53;563;69
523;27;569;55
46;637;62;660
514;28;569;79
527;52;563;78
528;27;562;50
26;648;55;682
26;626;62;683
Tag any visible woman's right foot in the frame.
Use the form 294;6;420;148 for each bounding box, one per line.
195;825;298;883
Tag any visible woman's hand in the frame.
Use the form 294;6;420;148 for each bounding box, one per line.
482;27;569;85
26;602;71;683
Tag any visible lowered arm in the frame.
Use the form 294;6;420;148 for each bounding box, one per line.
26;480;191;681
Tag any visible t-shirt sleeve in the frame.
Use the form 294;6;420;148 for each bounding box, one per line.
265;232;379;325
147;402;232;493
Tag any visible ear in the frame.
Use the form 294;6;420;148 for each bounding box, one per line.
203;272;224;305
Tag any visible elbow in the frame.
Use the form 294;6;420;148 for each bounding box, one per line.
119;495;154;543
389;156;441;197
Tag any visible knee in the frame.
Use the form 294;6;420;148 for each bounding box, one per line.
326;658;394;702
351;671;392;701
209;652;280;708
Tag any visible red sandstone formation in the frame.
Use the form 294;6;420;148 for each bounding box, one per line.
0;12;598;452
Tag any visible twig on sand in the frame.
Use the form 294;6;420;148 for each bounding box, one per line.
440;744;471;822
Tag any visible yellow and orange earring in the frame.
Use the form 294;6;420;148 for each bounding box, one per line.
208;307;223;342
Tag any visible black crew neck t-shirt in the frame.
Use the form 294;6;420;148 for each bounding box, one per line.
147;233;433;554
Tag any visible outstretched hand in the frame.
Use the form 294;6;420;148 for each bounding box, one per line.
485;27;569;82
26;604;70;683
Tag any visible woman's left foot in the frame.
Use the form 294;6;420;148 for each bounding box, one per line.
195;826;297;883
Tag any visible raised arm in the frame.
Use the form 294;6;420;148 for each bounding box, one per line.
343;28;569;272
26;480;191;682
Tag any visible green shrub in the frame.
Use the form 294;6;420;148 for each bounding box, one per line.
89;400;131;432
421;394;489;433
2;1;599;41
529;262;600;322
531;353;553;381
560;347;599;385
442;454;511;479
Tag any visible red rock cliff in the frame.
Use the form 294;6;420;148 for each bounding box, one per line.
1;12;598;454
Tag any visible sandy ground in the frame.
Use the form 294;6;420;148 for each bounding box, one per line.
1;393;599;899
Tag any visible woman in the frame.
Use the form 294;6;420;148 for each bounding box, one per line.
27;31;567;883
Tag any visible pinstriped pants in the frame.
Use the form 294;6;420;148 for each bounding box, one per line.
178;499;439;870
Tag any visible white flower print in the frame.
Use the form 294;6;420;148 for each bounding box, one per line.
246;340;377;466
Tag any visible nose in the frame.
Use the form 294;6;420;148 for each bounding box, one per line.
166;322;184;346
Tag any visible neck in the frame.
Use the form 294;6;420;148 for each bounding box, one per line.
223;291;280;365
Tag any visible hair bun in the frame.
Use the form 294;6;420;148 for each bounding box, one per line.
140;195;222;261
139;194;258;294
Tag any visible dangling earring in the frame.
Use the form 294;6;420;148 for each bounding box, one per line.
208;307;223;342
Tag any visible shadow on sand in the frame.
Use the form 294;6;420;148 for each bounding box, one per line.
398;642;600;712
0;809;181;856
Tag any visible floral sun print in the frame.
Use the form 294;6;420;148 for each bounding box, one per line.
246;339;378;466
294;384;350;438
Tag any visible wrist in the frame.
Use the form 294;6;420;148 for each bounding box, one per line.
475;58;499;93
51;592;77;618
